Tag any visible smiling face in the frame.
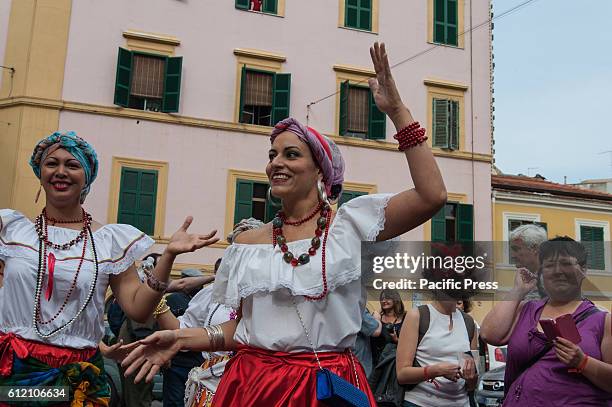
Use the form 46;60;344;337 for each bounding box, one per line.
266;131;321;201
541;254;585;301
40;148;86;207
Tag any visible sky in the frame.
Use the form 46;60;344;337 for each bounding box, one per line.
492;0;612;184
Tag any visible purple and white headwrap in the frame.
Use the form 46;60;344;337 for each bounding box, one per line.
270;117;345;201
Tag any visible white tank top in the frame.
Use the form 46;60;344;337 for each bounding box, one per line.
404;304;471;407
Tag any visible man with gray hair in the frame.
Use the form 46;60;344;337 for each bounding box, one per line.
509;223;548;299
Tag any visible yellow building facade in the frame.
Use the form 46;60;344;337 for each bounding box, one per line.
492;174;612;313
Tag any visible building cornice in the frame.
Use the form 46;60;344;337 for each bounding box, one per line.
0;96;492;163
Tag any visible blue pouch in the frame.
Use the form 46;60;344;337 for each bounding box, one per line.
316;368;371;407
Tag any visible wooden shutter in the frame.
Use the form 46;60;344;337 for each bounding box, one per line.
117;167;158;235
339;190;367;207
272;73;291;125
433;98;449;148
449;100;459;150
114;48;133;107
368;89;386;139
235;0;250;10
359;0;372;31
162;56;182;113
431;206;447;242
456;203;474;242
581;226;605;270
345;0;359;28
339;81;350;136
263;0;277;14
234;180;254;225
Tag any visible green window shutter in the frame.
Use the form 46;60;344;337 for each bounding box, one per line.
456;203;474;242
345;0;359;28
368;90;386;140
581;226;605;270
431;206;446;242
272;73;291;125
114;48;133;107
359;0;372;31
162;56;182;113
117;167;158;235
265;199;278;223
235;0;250;10
339;190;367;207
234;180;254;225
339;81;349;136
433;98;449;148
263;0;277;14
433;0;446;43
239;65;247;124
447;0;458;46
449;100;459;150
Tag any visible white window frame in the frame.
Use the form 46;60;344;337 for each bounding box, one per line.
502;212;541;266
575;219;611;274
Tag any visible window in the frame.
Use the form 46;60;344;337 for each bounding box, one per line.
344;0;372;31
432;98;459;149
236;0;278;14
239;66;290;126
234;179;278;225
434;0;459;46
117;167;158;235
580;225;605;270
431;202;473;242
114;48;183;113
338;190;367;207
339;81;385;139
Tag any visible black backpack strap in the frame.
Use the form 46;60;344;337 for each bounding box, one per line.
460;309;476;343
417;305;430;345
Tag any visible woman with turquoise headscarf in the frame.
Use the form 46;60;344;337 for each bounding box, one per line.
0;131;219;406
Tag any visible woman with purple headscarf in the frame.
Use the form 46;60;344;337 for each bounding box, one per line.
123;42;447;406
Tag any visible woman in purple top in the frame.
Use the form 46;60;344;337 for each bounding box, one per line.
481;237;612;406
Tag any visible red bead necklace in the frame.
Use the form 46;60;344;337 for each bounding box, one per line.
32;208;97;328
272;202;332;300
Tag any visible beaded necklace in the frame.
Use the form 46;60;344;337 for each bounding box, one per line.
272;201;332;300
32;209;99;338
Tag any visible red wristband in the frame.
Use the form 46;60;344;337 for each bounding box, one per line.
423;366;430;381
394;122;428;151
577;355;589;373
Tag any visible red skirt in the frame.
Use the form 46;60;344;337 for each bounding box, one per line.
212;345;376;407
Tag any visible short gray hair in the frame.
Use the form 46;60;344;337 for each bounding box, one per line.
509;224;548;249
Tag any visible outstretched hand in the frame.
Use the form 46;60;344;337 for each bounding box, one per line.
121;330;181;383
368;42;406;119
166;216;219;256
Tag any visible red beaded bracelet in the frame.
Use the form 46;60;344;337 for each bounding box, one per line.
394;121;428;151
570;355;589;374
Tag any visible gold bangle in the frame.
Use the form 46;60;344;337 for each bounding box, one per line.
152;296;170;318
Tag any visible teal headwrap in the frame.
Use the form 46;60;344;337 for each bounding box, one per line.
29;131;99;203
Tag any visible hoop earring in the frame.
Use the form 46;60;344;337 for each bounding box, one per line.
266;187;282;207
317;180;330;206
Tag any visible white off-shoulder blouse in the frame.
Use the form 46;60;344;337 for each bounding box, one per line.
212;193;394;352
0;209;154;348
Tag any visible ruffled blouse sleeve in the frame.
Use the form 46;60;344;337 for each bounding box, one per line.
212;193;395;307
0;209;32;262
95;224;155;275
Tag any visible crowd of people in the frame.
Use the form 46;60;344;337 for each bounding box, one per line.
0;41;610;407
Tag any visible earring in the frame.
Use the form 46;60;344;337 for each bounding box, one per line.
266;187;282;207
317;180;330;206
35;184;42;204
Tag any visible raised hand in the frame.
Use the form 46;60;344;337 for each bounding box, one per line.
511;267;538;299
166;216;219;256
121;330;181;383
368;42;406;119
